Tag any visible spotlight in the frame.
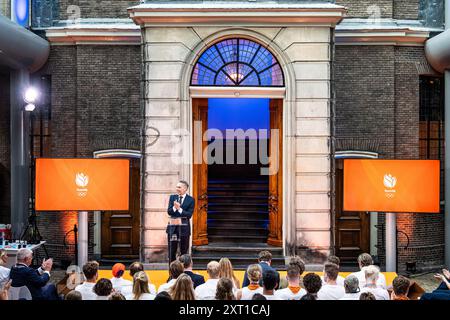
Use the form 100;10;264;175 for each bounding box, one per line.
24;103;36;112
24;87;39;104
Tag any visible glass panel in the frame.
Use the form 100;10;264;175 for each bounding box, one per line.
191;38;284;87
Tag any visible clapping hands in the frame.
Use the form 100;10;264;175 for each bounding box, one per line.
41;258;53;272
0;280;11;301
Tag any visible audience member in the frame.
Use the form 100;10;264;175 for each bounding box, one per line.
339;275;360;300
75;261;99;300
219;258;240;289
109;292;126;300
122;261;156;296
321;256;345;286
359;292;376;300
275;264;306;300
237;264;263;300
242;251;280;287
126;271;155;300
216;278;235;300
170;273;195;300
65;290;82;301
0;250;10;290
154;291;172;301
318;263;345;300
421;269;450;300
279;256;305;289
252;293;267;300
158;260;184;293
195;261;220;300
359;265;389;300
110;263;132;293
262;269;280;300
347;253;386;288
9;248;59;300
179;254;205;288
94;278;114;300
302;273;322;300
391;275;410;300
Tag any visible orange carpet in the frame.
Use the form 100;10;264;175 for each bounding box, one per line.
98;270;397;289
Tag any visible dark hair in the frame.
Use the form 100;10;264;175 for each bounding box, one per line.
65;290;82;300
252;293;267;300
358;253;374;268
303;273;322;294
359;292;376;300
300;293;317;300
82;261;99;280
393;276;410;296
327;255;340;266
286;264;300;281
179;180;189;189
288;256;305;275
324;263;339;281
108;292;126;300
215;278;235;300
179;254;193;269
93;278;113;296
129;261;144;277
258;251;272;262
169;260;185;280
154;291;172;301
262;269;278;291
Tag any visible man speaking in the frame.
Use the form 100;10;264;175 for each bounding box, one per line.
166;180;195;263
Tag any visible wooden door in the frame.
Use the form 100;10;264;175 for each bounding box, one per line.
267;99;283;247
192;98;208;246
101;158;140;259
335;159;370;263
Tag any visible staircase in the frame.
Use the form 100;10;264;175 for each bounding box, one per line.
192;176;285;269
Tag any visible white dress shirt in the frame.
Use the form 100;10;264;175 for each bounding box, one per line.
346;270;387;289
75;282;98;300
240;286;264;300
125;292;155;300
158;279;177;294
317;284;346;300
360;286;390;300
339;292;361;300
173;194;186;213
195;279;219;300
321;275;345;287
121;282;156;296
0;266;10;289
110;277;132;293
275;287;307;300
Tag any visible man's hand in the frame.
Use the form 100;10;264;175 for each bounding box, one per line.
42;258;53;272
173;201;181;210
434;273;446;282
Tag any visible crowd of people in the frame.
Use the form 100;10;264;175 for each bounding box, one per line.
1;248;450;301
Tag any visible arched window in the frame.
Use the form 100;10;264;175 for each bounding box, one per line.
191;38;284;87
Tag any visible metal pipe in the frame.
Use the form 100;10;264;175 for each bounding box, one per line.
0;15;49;72
446;69;450;268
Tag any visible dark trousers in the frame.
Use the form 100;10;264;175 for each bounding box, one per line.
168;234;190;263
420;278;450;300
33;284;61;301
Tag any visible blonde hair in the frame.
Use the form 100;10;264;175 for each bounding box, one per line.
170;273;195;300
219;258;240;289
0;250;7;264
206;261;220;279
363;265;380;284
246;264;262;284
132;271;150;300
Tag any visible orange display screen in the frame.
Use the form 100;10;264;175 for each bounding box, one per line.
343;159;440;213
35;158;130;211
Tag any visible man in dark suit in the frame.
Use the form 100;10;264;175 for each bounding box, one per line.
9;248;59;300
179;254;205;288
242;250;280;288
166;180;195;263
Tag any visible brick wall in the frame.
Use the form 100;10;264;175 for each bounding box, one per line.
34;45;142;264
58;0;139;20
393;0;419;20
0;73;10;224
336;0;393;18
335;45;445;271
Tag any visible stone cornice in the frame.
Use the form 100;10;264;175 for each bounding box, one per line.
128;2;346;27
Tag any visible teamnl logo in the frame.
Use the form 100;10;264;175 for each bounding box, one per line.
75;173;89;197
383;173;397;199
